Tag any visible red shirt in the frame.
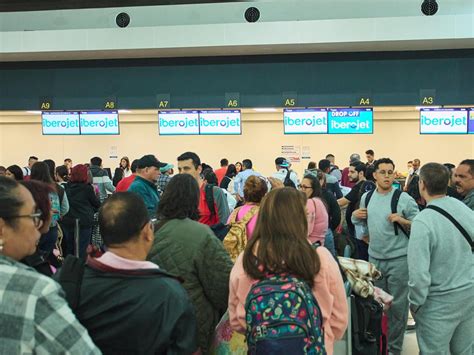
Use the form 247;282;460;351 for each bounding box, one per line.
116;175;136;192
215;167;227;185
198;184;219;226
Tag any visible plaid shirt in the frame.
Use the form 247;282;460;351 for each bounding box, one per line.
0;255;101;354
157;174;172;193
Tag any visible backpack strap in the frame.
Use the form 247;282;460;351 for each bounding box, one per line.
390;189;409;238
426;205;474;251
364;188;376;208
228;206;242;224
57;255;86;311
240;206;259;224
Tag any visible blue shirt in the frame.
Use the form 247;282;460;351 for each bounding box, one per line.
234;169;262;197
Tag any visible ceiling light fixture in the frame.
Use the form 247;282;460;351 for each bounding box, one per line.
253;108;277;112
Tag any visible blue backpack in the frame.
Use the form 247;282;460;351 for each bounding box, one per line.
245;273;326;354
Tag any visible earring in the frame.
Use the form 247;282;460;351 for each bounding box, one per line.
0;239;3;253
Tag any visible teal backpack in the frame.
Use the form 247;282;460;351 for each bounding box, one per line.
245;273;326;354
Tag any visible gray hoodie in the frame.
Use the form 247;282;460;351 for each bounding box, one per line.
408;196;474;306
352;188;419;259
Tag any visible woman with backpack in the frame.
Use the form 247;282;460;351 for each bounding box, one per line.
30;162;62;254
227;175;267;239
228;187;348;355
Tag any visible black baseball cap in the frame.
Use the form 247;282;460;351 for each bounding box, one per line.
137;155;167;169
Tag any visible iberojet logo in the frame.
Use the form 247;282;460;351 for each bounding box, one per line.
43;117;79;129
199;111;241;134
420;109;468;134
42;112;80;135
284;109;327;134
79;112;119;134
328;109;373;134
159;111;199;135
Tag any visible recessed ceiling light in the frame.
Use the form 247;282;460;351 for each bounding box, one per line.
26;111;42;114
253;108;277;112
118;109;132;113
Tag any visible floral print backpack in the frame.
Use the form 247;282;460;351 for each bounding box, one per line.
245;273;326;355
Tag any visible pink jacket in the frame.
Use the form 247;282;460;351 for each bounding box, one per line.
228;247;348;355
307;197;329;245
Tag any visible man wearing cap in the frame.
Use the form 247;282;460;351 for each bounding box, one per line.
128;155;166;218
341;153;361;188
157;163;174;194
272;157;299;188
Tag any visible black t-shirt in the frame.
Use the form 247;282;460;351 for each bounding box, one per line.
344;180;375;237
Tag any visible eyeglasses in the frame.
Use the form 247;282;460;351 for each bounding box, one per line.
6;211;43;228
298;184;312;190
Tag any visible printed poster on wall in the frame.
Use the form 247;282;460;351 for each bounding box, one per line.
281;145;301;163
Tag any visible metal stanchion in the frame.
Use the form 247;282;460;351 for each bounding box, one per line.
74;218;80;257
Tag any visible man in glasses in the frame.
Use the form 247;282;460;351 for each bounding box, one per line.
352;158;419;355
56;192;197;354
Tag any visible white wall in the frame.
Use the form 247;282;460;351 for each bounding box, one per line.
0;109;473;177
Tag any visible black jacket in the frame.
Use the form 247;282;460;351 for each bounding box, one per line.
56;258;197;355
63;183;100;227
321;188;342;231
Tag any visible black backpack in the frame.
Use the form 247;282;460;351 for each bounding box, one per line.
283;169;296;188
365;189;410;238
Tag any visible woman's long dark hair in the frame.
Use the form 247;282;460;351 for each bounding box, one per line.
157;174;200;221
225;164;237;178
30;161;58;193
243;188;321;288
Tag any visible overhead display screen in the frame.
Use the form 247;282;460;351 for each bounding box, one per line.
469;109;474;134
419;108;468;134
42;111;80;135
283;109;328;134
158;110;200;135
199;110;241;135
327;108;373;134
79;111;120;135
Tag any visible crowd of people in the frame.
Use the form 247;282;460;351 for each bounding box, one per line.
0;151;472;355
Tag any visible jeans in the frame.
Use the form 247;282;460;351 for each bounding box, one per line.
63;225;92;258
324;229;336;257
38;225;58;254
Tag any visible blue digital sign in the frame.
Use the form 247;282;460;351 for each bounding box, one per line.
327;108;373;134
